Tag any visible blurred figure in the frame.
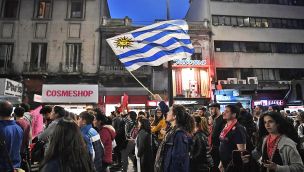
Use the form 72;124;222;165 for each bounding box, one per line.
0;101;23;171
14;107;31;171
40;117;95;172
209;103;226;170
198;107;210;118
190;116;214;172
39;106;53;129
78;111;104;172
298;111;304;148
93;109;116;172
268;104;280;112
136;118;153;172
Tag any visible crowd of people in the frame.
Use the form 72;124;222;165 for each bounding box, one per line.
1;94;304;172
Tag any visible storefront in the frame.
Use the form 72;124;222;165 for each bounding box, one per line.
0;78;23;104
215;89;252;112
171;38;212;105
41;84;99;114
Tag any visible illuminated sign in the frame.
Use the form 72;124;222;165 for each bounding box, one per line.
173;59;207;66
253;100;284;106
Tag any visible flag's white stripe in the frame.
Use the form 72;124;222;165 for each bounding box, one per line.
119;42;193;63
125;52;192;71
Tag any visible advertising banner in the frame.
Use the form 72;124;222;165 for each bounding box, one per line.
42;84;98;103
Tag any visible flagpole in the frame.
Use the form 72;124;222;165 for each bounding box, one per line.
166;0;174;106
128;70;154;95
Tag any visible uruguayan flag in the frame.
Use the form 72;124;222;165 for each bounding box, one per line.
106;20;194;71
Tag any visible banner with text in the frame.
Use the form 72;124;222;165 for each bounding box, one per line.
42;84;98;103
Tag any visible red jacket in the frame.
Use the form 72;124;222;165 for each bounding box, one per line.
99;125;116;163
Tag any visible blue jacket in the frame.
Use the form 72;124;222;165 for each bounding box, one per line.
80;124;104;172
163;129;191;172
0;120;23;170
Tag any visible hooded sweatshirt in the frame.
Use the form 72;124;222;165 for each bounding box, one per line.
99;125;116;163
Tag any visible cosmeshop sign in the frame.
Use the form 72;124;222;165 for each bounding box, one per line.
42;84;98;103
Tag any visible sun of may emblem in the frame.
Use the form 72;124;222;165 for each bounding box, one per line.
114;36;133;49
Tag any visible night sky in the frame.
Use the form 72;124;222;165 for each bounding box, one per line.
108;0;190;25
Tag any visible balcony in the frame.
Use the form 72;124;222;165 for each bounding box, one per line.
0;63;14;74
221;80;289;91
59;62;83;74
23;62;48;75
99;65;152;75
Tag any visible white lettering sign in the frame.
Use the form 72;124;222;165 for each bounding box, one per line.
173;59;207;66
254;100;284;106
42;85;98;103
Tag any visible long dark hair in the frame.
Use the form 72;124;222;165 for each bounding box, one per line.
139;118;151;134
40;117;95;172
258;111;299;144
152;109;164;126
173;104;195;134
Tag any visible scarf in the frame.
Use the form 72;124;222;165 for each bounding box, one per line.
266;134;281;160
219;119;237;139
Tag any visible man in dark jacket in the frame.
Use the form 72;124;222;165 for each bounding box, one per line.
0;101;23;171
209;103;226;170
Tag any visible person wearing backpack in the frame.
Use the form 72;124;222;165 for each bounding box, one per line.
93;109;116;172
154;102;194;172
136;117;153;172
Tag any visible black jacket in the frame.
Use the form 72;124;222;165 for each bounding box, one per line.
136;129;153;172
190;130;214;172
211;115;226;147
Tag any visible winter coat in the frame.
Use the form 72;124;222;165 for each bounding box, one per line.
99;125;116;164
136;129;153;172
190;130;213;172
162;127;191;172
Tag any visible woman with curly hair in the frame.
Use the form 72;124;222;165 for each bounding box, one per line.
40;117;95;172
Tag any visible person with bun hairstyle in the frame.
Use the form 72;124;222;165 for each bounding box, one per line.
154;94;194;172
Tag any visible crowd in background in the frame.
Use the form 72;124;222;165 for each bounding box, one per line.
1;94;304;172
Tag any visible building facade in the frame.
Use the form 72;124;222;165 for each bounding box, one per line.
186;0;304;108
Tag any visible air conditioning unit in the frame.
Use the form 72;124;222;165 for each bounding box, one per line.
278;81;290;85
227;78;238;84
247;77;258;84
238;79;247;84
218;80;228;85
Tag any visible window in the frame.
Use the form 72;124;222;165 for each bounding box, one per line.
241;68;254;79
66;43;81;72
218;16;225;25
231;17;237;26
255;18;262;27
261;18;269;27
224;16;231;26
244;17;250;27
214;41;304;54
2;0;19;18
272;19;282;28
0;43;13;70
69;0;84;19
35;0;52;19
30;43;47;71
216;68;237;80
237;17;244;27
212;16;219;26
249;17;256;27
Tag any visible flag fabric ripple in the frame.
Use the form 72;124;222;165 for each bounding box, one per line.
106;20;194;71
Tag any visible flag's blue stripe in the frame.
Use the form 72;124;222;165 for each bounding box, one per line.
118;38;192;59
123;46;194;67
132;21;188;38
